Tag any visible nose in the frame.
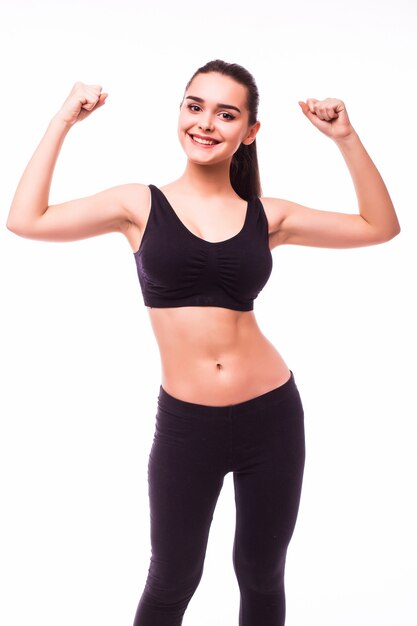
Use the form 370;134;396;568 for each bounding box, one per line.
198;113;214;132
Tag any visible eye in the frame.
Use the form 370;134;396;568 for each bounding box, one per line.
219;112;235;120
187;104;201;112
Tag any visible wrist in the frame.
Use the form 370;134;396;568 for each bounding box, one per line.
49;113;73;133
333;128;360;147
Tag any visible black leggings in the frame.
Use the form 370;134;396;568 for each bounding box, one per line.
133;370;305;626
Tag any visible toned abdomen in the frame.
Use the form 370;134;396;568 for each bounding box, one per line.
147;307;291;406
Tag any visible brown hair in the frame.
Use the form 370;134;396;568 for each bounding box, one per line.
184;59;261;201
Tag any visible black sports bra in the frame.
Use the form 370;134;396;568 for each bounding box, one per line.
133;184;273;311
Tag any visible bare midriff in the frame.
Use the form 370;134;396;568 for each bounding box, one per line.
147;306;291;406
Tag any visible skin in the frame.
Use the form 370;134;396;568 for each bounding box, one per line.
6;74;400;405
128;72;291;404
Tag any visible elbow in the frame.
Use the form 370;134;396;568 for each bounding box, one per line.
6;218;31;237
6;219;23;235
6;218;18;233
388;213;401;240
387;223;401;241
394;225;401;238
6;206;22;233
378;224;401;243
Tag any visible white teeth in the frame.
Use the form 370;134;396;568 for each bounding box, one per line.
192;135;217;145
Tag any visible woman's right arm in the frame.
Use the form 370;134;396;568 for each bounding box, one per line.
6;82;147;243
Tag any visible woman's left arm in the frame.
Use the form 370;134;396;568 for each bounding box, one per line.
267;98;401;248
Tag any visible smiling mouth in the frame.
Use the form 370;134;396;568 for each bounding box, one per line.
188;134;221;146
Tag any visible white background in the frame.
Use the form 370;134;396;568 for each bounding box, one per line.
1;1;416;624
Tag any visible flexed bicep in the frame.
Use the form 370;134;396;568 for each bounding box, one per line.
263;196;386;249
8;183;149;245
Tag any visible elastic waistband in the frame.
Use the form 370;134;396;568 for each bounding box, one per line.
157;370;298;418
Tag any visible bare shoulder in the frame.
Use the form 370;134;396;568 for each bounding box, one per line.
259;196;289;248
118;183;151;252
259;196;288;231
119;183;151;228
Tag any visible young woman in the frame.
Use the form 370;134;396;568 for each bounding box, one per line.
7;60;400;626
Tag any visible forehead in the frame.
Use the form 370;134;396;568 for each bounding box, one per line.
186;72;248;109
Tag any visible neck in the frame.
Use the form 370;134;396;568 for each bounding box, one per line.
177;159;237;197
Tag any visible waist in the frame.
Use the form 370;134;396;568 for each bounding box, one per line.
147;307;291;405
160;354;291;406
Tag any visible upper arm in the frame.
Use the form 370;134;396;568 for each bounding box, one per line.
7;183;150;244
262;196;396;249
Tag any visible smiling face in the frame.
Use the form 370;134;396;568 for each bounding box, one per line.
177;72;260;166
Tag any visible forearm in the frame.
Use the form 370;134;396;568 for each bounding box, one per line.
334;130;400;239
6;115;71;231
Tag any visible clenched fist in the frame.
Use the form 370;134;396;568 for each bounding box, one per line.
298;98;354;141
55;82;108;126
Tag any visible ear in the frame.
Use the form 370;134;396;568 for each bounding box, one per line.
242;120;261;145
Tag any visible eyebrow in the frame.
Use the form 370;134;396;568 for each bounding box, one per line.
185;95;241;114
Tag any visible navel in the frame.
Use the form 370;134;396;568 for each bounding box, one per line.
216;362;223;371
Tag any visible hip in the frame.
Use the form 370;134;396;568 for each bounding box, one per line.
153;368;305;479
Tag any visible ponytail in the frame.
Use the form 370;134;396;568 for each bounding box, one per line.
230;141;262;201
